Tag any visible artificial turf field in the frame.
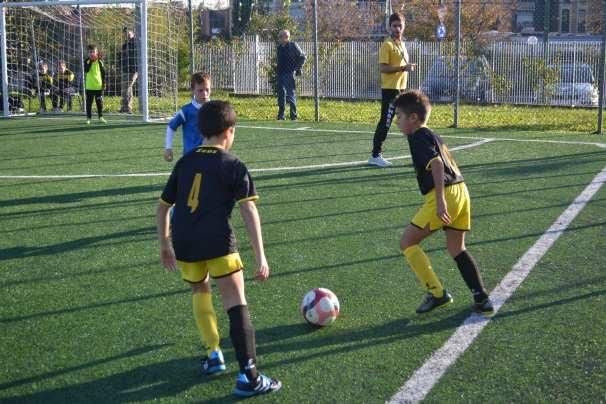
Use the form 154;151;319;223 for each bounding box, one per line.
1;116;605;403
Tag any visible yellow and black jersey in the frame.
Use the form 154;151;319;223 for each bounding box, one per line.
160;145;258;262
407;127;464;195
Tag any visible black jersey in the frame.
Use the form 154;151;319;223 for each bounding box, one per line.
406;127;464;195
160;146;258;262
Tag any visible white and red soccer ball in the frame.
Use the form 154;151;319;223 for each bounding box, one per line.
300;288;340;326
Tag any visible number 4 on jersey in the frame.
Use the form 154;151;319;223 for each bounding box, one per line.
187;173;202;213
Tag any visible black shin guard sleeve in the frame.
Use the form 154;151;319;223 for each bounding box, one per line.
454;250;487;301
228;305;257;378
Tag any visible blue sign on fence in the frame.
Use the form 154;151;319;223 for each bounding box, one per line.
437;23;446;40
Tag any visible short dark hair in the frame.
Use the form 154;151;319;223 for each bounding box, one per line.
389;12;405;26
198;100;236;139
87;44;97;51
394;90;432;124
191;72;211;90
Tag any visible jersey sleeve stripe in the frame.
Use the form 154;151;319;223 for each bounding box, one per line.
425;156;440;171
237;195;259;204
159;198;173;206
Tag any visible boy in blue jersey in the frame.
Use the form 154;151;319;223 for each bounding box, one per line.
164;73;211;162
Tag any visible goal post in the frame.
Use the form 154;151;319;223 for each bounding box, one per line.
0;0;179;122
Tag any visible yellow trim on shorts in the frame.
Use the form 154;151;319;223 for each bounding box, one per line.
159;198;173;207
411;182;470;231
177;253;244;283
238;195;259;204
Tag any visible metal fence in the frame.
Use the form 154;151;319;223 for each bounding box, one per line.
197;37;602;108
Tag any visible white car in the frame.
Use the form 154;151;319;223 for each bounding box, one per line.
541;63;598;107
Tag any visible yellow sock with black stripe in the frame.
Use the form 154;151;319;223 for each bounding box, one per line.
403;245;444;298
192;292;220;356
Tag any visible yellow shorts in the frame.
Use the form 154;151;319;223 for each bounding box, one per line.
411;182;471;232
177;253;244;283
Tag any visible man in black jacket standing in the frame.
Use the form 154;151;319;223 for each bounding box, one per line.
276;30;305;121
120;28;138;114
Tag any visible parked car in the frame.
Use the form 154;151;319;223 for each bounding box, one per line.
420;55;494;104
538;63;598;107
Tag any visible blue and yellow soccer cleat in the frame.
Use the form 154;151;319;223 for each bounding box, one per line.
201;350;226;375
99;117;107;124
86;119;91;125
416;290;454;314
233;372;282;397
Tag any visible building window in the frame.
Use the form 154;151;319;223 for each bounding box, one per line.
577;9;586;33
561;8;570;33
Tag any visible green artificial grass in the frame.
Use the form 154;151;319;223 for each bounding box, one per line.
0;117;605;402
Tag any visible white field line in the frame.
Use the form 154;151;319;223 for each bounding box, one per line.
0;139;493;179
388;164;606;404
238;124;606;148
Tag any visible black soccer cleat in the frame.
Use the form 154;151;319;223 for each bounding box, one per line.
472;298;495;317
416;290;454;314
233;373;282;397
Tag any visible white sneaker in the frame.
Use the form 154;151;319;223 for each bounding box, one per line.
368;154;392;167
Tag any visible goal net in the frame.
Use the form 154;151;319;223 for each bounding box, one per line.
0;0;181;121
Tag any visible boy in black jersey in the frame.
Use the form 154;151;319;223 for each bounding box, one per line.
156;101;281;397
394;90;494;316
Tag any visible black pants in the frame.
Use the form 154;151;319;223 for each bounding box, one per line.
372;89;401;157
86;89;104;119
54;89;72;111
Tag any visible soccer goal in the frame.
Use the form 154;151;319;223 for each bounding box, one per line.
0;0;181;121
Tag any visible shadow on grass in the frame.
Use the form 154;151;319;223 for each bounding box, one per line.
0;226;155;263
498;289;606;319
0;184;160;209
0;288;188;324
0;352;246;404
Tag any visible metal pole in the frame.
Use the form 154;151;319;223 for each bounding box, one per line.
597;0;606;135
29;19;41;114
0;6;9;117
453;0;461;128
140;0;149;122
78;5;86;114
541;0;550;104
313;0;319;122
188;0;195;75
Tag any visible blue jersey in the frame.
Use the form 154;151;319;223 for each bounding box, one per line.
168;99;203;155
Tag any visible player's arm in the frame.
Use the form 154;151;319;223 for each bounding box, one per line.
164;111;184;161
239;200;269;282
429;158;451;224
156;200;177;271
164;126;175;161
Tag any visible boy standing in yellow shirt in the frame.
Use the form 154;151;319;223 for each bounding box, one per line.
368;12;416;168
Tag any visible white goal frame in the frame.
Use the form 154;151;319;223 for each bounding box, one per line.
0;0;152;121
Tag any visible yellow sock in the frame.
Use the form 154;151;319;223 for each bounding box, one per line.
192;292;220;356
403;245;444;297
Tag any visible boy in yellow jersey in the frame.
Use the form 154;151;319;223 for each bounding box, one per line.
369;12;416;168
156;101;281;397
53;60;75;112
84;44;106;124
395;90;494;316
37;62;54;113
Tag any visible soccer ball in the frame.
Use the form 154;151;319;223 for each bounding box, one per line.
300;288;340;326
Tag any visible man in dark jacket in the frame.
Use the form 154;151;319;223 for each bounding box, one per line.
120;28;138;113
276;30;305;121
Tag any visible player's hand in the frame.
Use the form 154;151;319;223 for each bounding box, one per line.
164;149;173;162
437;198;451;224
254;259;270;282
160;241;177;272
